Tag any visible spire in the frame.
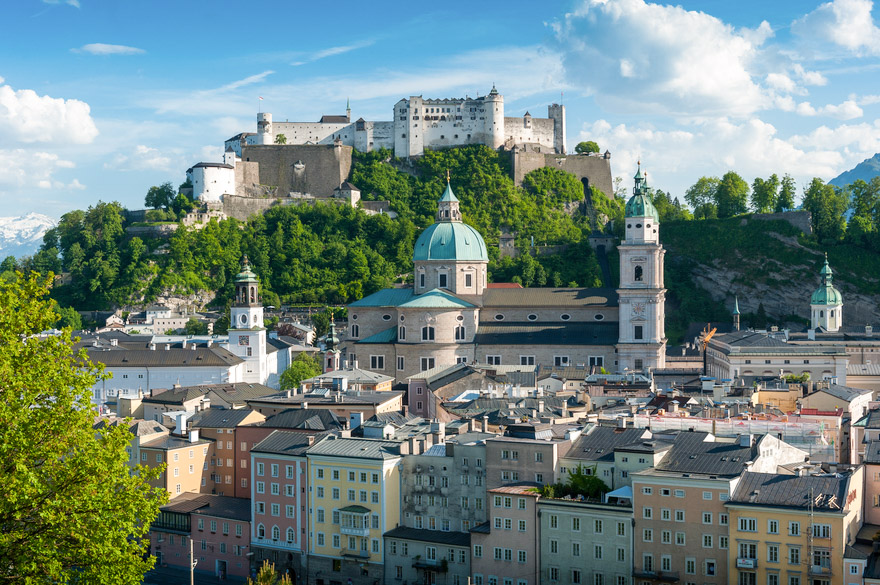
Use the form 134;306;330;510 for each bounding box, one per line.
437;180;461;222
326;322;339;350
733;296;741;315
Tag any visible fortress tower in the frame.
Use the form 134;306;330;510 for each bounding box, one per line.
257;112;273;145
616;165;666;372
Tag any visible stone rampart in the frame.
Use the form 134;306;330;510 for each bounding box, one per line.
746;210;812;234
238;144;352;198
510;150;614;198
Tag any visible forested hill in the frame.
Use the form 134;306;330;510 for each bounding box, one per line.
6;145;880;344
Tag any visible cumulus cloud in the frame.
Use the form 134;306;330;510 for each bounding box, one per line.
792;0;880;56
581;116;870;200
553;0;772;117
72;43;145;56
0;149;77;189
795;99;864;119
0;83;98;144
106;144;175;172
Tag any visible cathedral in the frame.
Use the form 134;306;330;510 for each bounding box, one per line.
342;167;667;381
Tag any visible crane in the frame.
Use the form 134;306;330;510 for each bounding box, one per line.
699;323;717;375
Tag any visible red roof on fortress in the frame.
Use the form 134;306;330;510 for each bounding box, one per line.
487;283;523;289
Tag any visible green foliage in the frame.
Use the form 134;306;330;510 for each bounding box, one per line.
716;171;750;218
575;140;600;154
802;178;848;244
312;310;331;338
652;189;692;222
55;305;82;329
533;464;609;500
184;317;209;335
775;174;796;212
145;181;176;210
274;134;287;145
784;372;810;383
280;351;322;390
248;560;292;585
751;174;779;214
685;176;720;219
0;273;167;583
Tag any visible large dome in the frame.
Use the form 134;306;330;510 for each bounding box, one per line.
413;222;488;262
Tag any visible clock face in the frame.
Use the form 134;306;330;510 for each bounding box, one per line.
633;303;646;315
238;335;250;346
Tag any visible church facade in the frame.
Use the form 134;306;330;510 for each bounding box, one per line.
342;168;666;381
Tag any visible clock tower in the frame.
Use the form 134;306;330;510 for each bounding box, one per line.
617;165;666;373
228;256;267;383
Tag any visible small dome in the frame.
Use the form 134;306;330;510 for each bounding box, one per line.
235;256;259;283
625;193;660;223
811;256;842;305
413;222;488;262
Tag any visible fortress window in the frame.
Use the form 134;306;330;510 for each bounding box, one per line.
419;274;425;288
465;274;473;288
646;224;652;228
494;314;505;321
635;326;644;340
456;315;464;321
400;315;405;322
352;314;358;320
627;224;632;229
382;314;392;321
636;223;642;228
351;325;359;338
634;359;644;370
455;326;466;341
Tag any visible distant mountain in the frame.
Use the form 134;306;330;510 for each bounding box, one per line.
829;153;880;187
0;213;55;259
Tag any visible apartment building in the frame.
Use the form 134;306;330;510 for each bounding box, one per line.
558;425;659;490
140;427;213;499
726;467;864;585
305;436;403;584
191;408;265;496
471;484;540;585
485;432;570;488
631;432;808;585
538;493;634;585
249;431;316;582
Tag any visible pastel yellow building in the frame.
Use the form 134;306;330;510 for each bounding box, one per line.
726;467;863;585
306;437;402;585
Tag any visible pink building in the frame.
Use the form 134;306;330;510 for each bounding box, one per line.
249;430;316;583
471;484;540;585
150;493;251;580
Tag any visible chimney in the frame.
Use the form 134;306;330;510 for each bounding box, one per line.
530;409;537;419
110;338;118;347
175;412;189;436
165;344;171;351
867;325;874;337
302;401;308;409
189;429;199;443
481;415;489;433
808;329;815;341
431;419;445;444
350;412;364;430
739;434;753;448
538;400;544;413
182;340;186;349
149;343;156;351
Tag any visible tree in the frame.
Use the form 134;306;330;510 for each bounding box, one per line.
684;176;720;219
280;351;322;390
274;134;287;145
248;560;292;585
575;141;600;154
55;305;83;329
0;273;167;583
184;317;209;335
775;174;796;212
750;174;779;214
145;181;177;210
312;310;331;338
716;171;750;218
802;178;848;243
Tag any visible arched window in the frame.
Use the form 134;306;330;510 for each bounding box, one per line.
287;528;295;543
351;324;359;338
398;326;406;340
272;526;280;540
820;310;824;318
422;326;435;341
634;265;643;282
455;325;465;341
257;524;265;539
830;310;835;318
419;273;426;288
250;286;256;303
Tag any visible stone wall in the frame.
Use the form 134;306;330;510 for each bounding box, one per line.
509;150;614;198
746;210;812;234
221;196;307;221
238;144;353;199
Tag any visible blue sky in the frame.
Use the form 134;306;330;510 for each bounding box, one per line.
1;0;879;218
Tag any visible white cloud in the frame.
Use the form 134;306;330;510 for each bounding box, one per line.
42;0;79;7
72;43;145;56
792;64;828;86
0;149;76;189
0;83;98;144
291;40;376;66
581;116;870;200
766;73;797;93
105;144;179;172
795;99;864;119
792;0;880;56
554;0;772;117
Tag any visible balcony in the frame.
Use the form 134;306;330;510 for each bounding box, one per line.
412;558;448;572
736;558;758;569
632;569;680;582
809;565;832;576
340;549;370;559
339;506;371;537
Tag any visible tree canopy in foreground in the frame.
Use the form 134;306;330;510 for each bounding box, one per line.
0;273;167;584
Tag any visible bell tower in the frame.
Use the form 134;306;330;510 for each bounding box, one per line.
810;254;843;331
616;165;667;373
228;256;267;383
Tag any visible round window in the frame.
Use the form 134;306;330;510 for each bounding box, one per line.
560;314;571;321
646;223;651;228
627;224;632;229
594;314;605;321
456;315;464;322
382;314;392;321
636;223;642;228
527;314;538;321
400;315;405;322
239;314;248;324
351;314;358;320
494;314;504;321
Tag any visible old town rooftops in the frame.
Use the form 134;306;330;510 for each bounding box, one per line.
729;470;856;511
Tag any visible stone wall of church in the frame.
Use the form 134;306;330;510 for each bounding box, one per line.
474;345;617;371
414;261;488;296
478;307;618;323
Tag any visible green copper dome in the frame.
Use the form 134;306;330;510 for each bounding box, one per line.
625;164;660;222
413;222;488;262
811;256;842;305
235;256;259;283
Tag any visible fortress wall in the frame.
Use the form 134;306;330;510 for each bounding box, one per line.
510;151;614;198
504;117;556;150
239;144;352;198
270;122;353;146
747;210;812;234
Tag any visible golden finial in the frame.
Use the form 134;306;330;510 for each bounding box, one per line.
446;169;450;183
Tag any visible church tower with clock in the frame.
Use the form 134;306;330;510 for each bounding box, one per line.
228;256;267;383
616;165;667;372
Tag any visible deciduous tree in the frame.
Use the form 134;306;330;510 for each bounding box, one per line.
280;351;322;390
575;141;600;154
0;273;167;584
716;171;750;218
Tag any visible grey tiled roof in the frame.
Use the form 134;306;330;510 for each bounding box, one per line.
384;526;470;547
474;321;618;346
87;346;243;368
307;436;401;460
864;441;880;464
729;471;852;511
808;383;872;402
262;408;342;431
140;434;211;450
481;287;618;308
654;432;756;476
566;426;652;463
251;430;322;456
159;494;251;521
191;408;261;429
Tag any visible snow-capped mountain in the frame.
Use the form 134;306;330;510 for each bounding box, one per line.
0;213;56;259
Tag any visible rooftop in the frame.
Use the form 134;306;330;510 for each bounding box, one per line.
565;426;653;463
729;470;854;511
385;526;470;547
158;493;251;522
251;430;321;457
307;436;401;460
481;287;618;308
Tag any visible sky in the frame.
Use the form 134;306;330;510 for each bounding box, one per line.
1;0;879;219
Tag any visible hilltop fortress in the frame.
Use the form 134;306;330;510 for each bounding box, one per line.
187;87;613;219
